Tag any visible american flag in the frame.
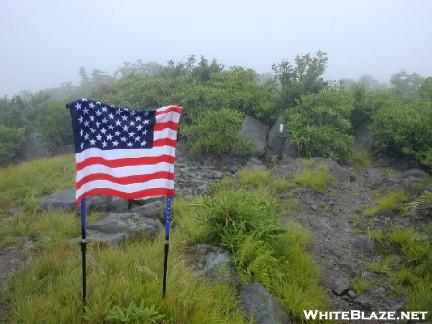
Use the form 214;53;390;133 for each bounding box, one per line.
67;99;183;203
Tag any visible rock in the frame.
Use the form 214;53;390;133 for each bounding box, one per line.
347;289;357;299
314;158;351;183
190;244;239;286
41;188;76;212
424;184;432;192
239;116;269;157
18;132;52;161
280;140;298;160
354;294;372;310
332;277;351;296
352;235;377;255
404;169;427;179
86;230;126;246
87;195;129;212
267;115;287;155
8;208;22;216
131;200;164;222
85;212;163;246
240;283;291;324
246;157;267;171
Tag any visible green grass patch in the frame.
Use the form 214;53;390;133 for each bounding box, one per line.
0;155;74;213
292;162;334;192
348;146;372;168
351;276;374;294
6;234;246;323
364;191;409;217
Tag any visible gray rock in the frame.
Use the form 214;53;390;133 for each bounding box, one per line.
332;277;351;296
240;283;291;324
280;140;298;160
8;207;22;216
246;157;267;171
87;195;129;212
314;158;350;183
86;230;126;246
404;169;427;179
191;244;239;286
18;132;52;161
131;200;164;222
267;115;287;155
239;116;269;157
425;184;432;192
41;188;76;212
354;294;372;310
352;235;377;255
85;212;163;246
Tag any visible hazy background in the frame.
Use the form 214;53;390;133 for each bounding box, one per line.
1;0;431;96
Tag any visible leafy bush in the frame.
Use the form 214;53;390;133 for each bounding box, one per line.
182;108;252;157
285;89;354;161
371;100;432;168
32;101;73;149
0;126;25;165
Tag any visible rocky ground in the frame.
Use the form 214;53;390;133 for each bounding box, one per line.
0;146;430;322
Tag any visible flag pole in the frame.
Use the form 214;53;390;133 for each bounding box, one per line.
80;198;87;309
162;195;172;298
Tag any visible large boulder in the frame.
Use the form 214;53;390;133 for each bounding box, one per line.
86;212;163;246
240;283;291;324
189;244;240;286
41;188;76;212
18;132;52;161
130;200;164;222
267;115;287;155
41;189;129;213
239;116;269;157
266;115;298;160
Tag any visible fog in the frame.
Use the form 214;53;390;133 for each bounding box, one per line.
1;0;431;96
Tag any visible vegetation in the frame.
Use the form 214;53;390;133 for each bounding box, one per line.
292;161;335;192
285;89;354;161
364;191;409;217
182;108;252;156
0;126;25;165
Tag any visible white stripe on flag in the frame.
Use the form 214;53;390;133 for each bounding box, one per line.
75;146;176;163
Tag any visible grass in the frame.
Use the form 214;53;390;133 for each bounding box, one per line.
6;234;246;323
1;157;330;322
292;162;334;192
0;154;74;214
351;276;374;294
364;191;409;217
348;146;372;168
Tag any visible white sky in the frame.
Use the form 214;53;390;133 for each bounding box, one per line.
1;0;431;96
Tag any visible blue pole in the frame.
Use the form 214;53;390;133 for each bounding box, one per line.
80;198;87;308
162;196;172;298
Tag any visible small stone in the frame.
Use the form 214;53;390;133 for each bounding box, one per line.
347;289;357;299
354;294;371;310
332;277;351;296
352;235;377;255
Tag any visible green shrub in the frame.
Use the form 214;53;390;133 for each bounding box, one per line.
32;101;73;149
371;100;432;168
285;89;354;161
183;109;252;157
0;126;25;165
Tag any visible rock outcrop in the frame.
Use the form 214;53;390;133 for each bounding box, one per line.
239;116;269;157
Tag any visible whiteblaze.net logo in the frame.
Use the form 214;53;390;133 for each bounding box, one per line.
303;310;429;321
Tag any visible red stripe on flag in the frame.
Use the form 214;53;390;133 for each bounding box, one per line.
76;171;174;190
77;188;175;204
76;154;175;171
154;122;179;131
153;138;178;147
156;106;183;115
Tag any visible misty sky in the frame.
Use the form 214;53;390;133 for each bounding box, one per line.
1;0;431;96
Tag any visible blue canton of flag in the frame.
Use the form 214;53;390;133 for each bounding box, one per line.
69;99;155;153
